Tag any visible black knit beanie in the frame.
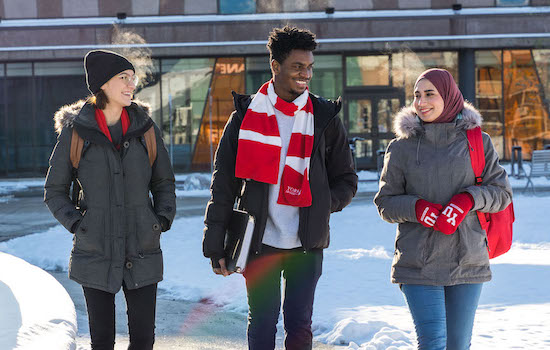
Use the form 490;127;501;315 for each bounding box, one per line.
84;50;135;94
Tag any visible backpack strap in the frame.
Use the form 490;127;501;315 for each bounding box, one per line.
144;125;157;167
70;128;85;169
466;127;485;185
466;127;489;230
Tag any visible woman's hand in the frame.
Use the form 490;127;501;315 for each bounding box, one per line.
415;199;443;228
434;193;474;235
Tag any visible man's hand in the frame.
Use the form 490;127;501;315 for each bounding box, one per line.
213;258;233;276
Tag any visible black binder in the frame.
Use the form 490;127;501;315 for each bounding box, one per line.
224;209;255;273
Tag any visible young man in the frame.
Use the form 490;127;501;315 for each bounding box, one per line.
202;26;357;350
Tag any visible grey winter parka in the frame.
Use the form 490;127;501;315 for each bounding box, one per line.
374;102;512;286
44;100;176;294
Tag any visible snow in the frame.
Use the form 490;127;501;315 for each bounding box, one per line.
1;170;550;349
0;252;77;350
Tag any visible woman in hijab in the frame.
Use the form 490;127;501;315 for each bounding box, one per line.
374;68;512;349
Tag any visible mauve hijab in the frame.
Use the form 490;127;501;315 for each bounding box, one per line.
414;68;464;123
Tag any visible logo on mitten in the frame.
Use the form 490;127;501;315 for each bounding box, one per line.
420;208;438;227
442;204;464;227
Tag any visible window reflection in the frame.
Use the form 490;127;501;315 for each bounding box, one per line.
504;50;550;158
160;58;214;171
349;99;372;133
378;99;400;134
392;51;458;105
346;56;389;86
476;50;504;157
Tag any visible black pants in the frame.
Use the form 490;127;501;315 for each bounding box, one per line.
243;245;323;350
82;282;157;350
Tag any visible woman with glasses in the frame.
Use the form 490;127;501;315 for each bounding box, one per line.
44;50;176;350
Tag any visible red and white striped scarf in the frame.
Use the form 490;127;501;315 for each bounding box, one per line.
235;80;314;207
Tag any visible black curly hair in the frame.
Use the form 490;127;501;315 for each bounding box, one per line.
267;26;317;64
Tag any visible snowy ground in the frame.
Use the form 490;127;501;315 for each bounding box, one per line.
1;167;549;349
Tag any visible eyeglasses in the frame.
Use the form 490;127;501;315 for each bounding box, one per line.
119;74;139;87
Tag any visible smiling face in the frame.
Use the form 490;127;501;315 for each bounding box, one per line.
100;69;137;108
271;49;314;102
414;78;445;123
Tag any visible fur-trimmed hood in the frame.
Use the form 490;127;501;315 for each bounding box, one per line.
53;99;151;135
393;101;482;139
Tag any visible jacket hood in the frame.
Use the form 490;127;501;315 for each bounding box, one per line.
393;101;482;139
53;99;151;135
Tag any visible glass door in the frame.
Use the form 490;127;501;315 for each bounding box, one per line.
345;91;404;169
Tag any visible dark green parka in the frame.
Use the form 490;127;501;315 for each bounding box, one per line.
44;100;176;293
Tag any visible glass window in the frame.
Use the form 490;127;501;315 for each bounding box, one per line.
245;56;271;94
6;74;33;172
503;50;550;158
34;61;84;76
354;139;372;159
476;50;504;158
160;58;214;171
134;59;162;132
377;98;401;134
346;56;389;86
35;61;89;173
246;54;343;100
6;63;32;77
496;0;528;6
309;55;343;100
219;0;256;14
392;51;458;105
348;99;372;134
192;57;245;171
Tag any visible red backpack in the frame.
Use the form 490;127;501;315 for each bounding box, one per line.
466;127;514;259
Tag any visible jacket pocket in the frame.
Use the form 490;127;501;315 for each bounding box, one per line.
134;206;162;255
457;214;489;266
393;223;427;269
74;208;105;255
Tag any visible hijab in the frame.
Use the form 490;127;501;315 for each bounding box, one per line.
414;68;464;123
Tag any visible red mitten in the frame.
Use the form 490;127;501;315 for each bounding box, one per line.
434;193;474;235
415;199;443;228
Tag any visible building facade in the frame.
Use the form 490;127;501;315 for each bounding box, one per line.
1;0;550;175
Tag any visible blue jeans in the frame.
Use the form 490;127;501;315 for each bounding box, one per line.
401;283;483;350
243;245;323;350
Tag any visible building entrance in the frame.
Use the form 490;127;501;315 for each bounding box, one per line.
344;88;405;169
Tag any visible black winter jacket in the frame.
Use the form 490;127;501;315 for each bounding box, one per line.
202;92;358;263
44;100;176;293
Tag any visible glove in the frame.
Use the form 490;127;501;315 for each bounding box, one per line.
415;199;443;228
434;193;474;235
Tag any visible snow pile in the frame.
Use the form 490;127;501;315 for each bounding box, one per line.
174;173;212;197
0;252;76;350
0;179;45;196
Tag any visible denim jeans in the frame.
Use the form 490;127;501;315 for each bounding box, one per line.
243;245;323;350
82;282;157;350
401;283;483;350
